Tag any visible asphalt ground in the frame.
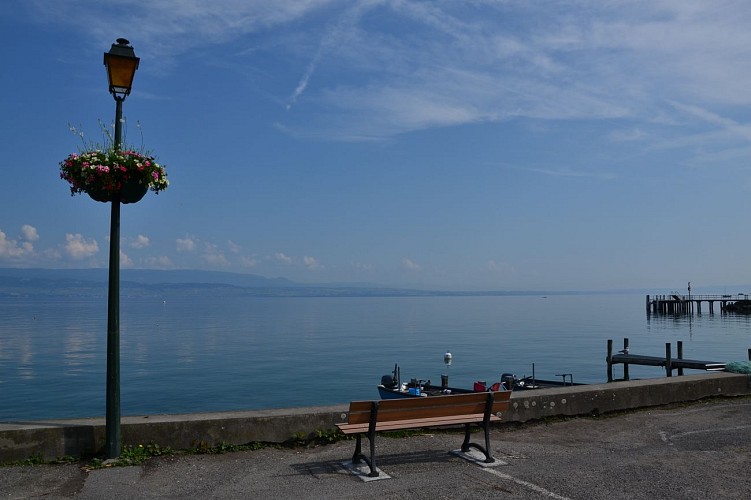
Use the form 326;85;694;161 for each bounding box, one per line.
1;396;750;499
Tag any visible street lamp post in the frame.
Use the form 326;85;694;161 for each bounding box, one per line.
102;38;139;459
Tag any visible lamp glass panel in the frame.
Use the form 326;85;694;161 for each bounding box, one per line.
106;57;138;94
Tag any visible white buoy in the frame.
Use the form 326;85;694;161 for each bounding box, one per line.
444;351;452;366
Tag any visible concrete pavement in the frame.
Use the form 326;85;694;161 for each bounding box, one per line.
2;396;750;499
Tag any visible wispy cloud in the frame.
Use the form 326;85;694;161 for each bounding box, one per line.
28;0;338;59
287;54;321;111
286;2;372;110
670;101;751;141
280;1;751;139
499;162;617;180
401;257;421;271
27;0;751;144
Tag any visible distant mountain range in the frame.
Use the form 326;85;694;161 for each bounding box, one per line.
3;267;736;299
0;267;453;298
0;267;297;287
0;267;572;298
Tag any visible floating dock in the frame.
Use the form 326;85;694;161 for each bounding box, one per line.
646;293;749;314
606;338;738;382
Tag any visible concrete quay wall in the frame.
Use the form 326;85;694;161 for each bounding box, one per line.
2;372;749;463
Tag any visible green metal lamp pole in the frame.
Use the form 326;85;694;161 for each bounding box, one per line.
105;96;124;459
103;39;139;459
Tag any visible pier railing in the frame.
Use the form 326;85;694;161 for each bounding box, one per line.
673;294;748;300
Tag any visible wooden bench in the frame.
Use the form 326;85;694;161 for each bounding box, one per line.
336;391;511;477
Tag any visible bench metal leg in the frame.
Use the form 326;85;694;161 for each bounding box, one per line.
353;434;363;464
348;401;380;477
460;423;494;463
461;423;472;452
351;433;378;477
482;421;493;463
367;427;378;477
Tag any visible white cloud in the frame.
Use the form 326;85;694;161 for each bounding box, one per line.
227;240;241;254
240;256;258;268
203;253;229;266
275;252;293;264
130;234;151;249
176;236;197;253
488;260;514;274
202;242;229;266
303;255;322;270
120;250;133;267
401;257;421;271
0;229;34;259
354;262;374;273
21;225;39;242
64;233;99;259
145;255;173;268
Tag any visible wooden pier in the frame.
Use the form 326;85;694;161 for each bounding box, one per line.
606;338;734;382
646;293;749;315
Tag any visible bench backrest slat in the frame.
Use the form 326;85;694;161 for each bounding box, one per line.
345;391;510;425
345;401;377;425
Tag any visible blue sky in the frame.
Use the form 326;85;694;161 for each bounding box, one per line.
1;1;750;291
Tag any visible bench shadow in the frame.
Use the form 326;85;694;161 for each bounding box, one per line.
289;449;457;477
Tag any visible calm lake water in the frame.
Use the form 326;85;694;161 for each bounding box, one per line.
1;293;750;421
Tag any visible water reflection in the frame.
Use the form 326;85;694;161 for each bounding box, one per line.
2;294;750;421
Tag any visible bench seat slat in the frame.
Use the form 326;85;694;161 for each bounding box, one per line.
344;402;509;425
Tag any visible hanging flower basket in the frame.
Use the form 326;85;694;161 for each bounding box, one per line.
86;178;149;204
60;148;168;204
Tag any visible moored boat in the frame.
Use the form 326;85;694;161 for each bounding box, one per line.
377;363;477;399
377;361;583;399
495;372;584;391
